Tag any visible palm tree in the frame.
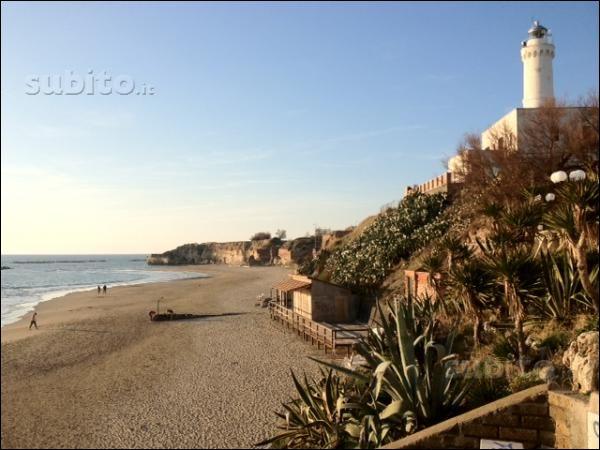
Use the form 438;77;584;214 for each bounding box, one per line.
544;174;599;313
447;259;495;347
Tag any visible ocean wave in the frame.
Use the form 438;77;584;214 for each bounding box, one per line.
1;270;206;327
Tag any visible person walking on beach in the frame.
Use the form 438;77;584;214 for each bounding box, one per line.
97;285;101;296
29;312;38;330
103;285;107;295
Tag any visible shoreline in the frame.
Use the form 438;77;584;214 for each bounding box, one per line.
0;266;207;329
1;264;323;448
1;266;210;342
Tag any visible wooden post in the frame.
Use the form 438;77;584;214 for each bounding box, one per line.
332;330;337;354
316;324;320;349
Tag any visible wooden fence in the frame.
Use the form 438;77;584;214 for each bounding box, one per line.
268;301;370;356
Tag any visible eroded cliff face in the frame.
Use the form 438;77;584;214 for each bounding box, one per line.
147;232;352;267
147;238;306;266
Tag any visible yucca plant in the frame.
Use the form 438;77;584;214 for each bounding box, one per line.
500;198;544;244
420;252;449;315
543;173;599;313
478;239;542;373
447;259;496;347
479;201;504;231
439;234;472;272
534;250;585;321
372;300;469;425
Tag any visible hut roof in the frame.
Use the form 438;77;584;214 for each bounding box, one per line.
273;278;312;292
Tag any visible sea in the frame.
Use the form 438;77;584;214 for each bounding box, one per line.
0;255;204;327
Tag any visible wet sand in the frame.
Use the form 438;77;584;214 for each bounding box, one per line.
1;265;322;448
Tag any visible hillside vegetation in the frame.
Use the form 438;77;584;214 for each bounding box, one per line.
320;192;452;290
263;99;599;449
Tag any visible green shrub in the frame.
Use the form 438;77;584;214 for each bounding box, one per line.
324;192;451;289
468;376;511;407
538;332;570;354
491;333;519;361
508;370;544;393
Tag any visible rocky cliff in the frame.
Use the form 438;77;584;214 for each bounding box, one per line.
147;230;354;267
147;237;313;266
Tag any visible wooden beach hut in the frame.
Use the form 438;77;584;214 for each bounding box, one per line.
271;275;358;323
269;275;368;355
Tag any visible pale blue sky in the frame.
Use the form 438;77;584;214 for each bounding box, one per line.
1;1;598;254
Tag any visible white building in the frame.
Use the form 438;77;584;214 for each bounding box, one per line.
521;21;555;109
412;21;595;196
480;21;557;151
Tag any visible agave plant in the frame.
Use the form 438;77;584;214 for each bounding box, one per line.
262;298;472;448
256;369;367;449
316;300;470;435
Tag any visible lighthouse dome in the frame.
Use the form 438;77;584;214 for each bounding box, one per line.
528;20;549;39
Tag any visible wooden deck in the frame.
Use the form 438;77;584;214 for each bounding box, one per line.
268;301;370;356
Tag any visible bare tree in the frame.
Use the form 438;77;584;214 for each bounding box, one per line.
452;94;599;206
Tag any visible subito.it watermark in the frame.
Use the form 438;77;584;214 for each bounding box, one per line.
25;70;155;96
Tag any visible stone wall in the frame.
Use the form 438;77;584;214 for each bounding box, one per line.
549;390;599;449
403;270;439;299
383;385;600;449
382;385;554;449
404;172;459;197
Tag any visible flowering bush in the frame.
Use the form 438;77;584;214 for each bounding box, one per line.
325;192;450;289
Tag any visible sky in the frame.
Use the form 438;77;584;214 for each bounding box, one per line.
1;1;598;254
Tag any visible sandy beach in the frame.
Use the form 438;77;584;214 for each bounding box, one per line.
1;265;323;449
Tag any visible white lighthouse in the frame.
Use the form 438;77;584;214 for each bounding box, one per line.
521;21;555;108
